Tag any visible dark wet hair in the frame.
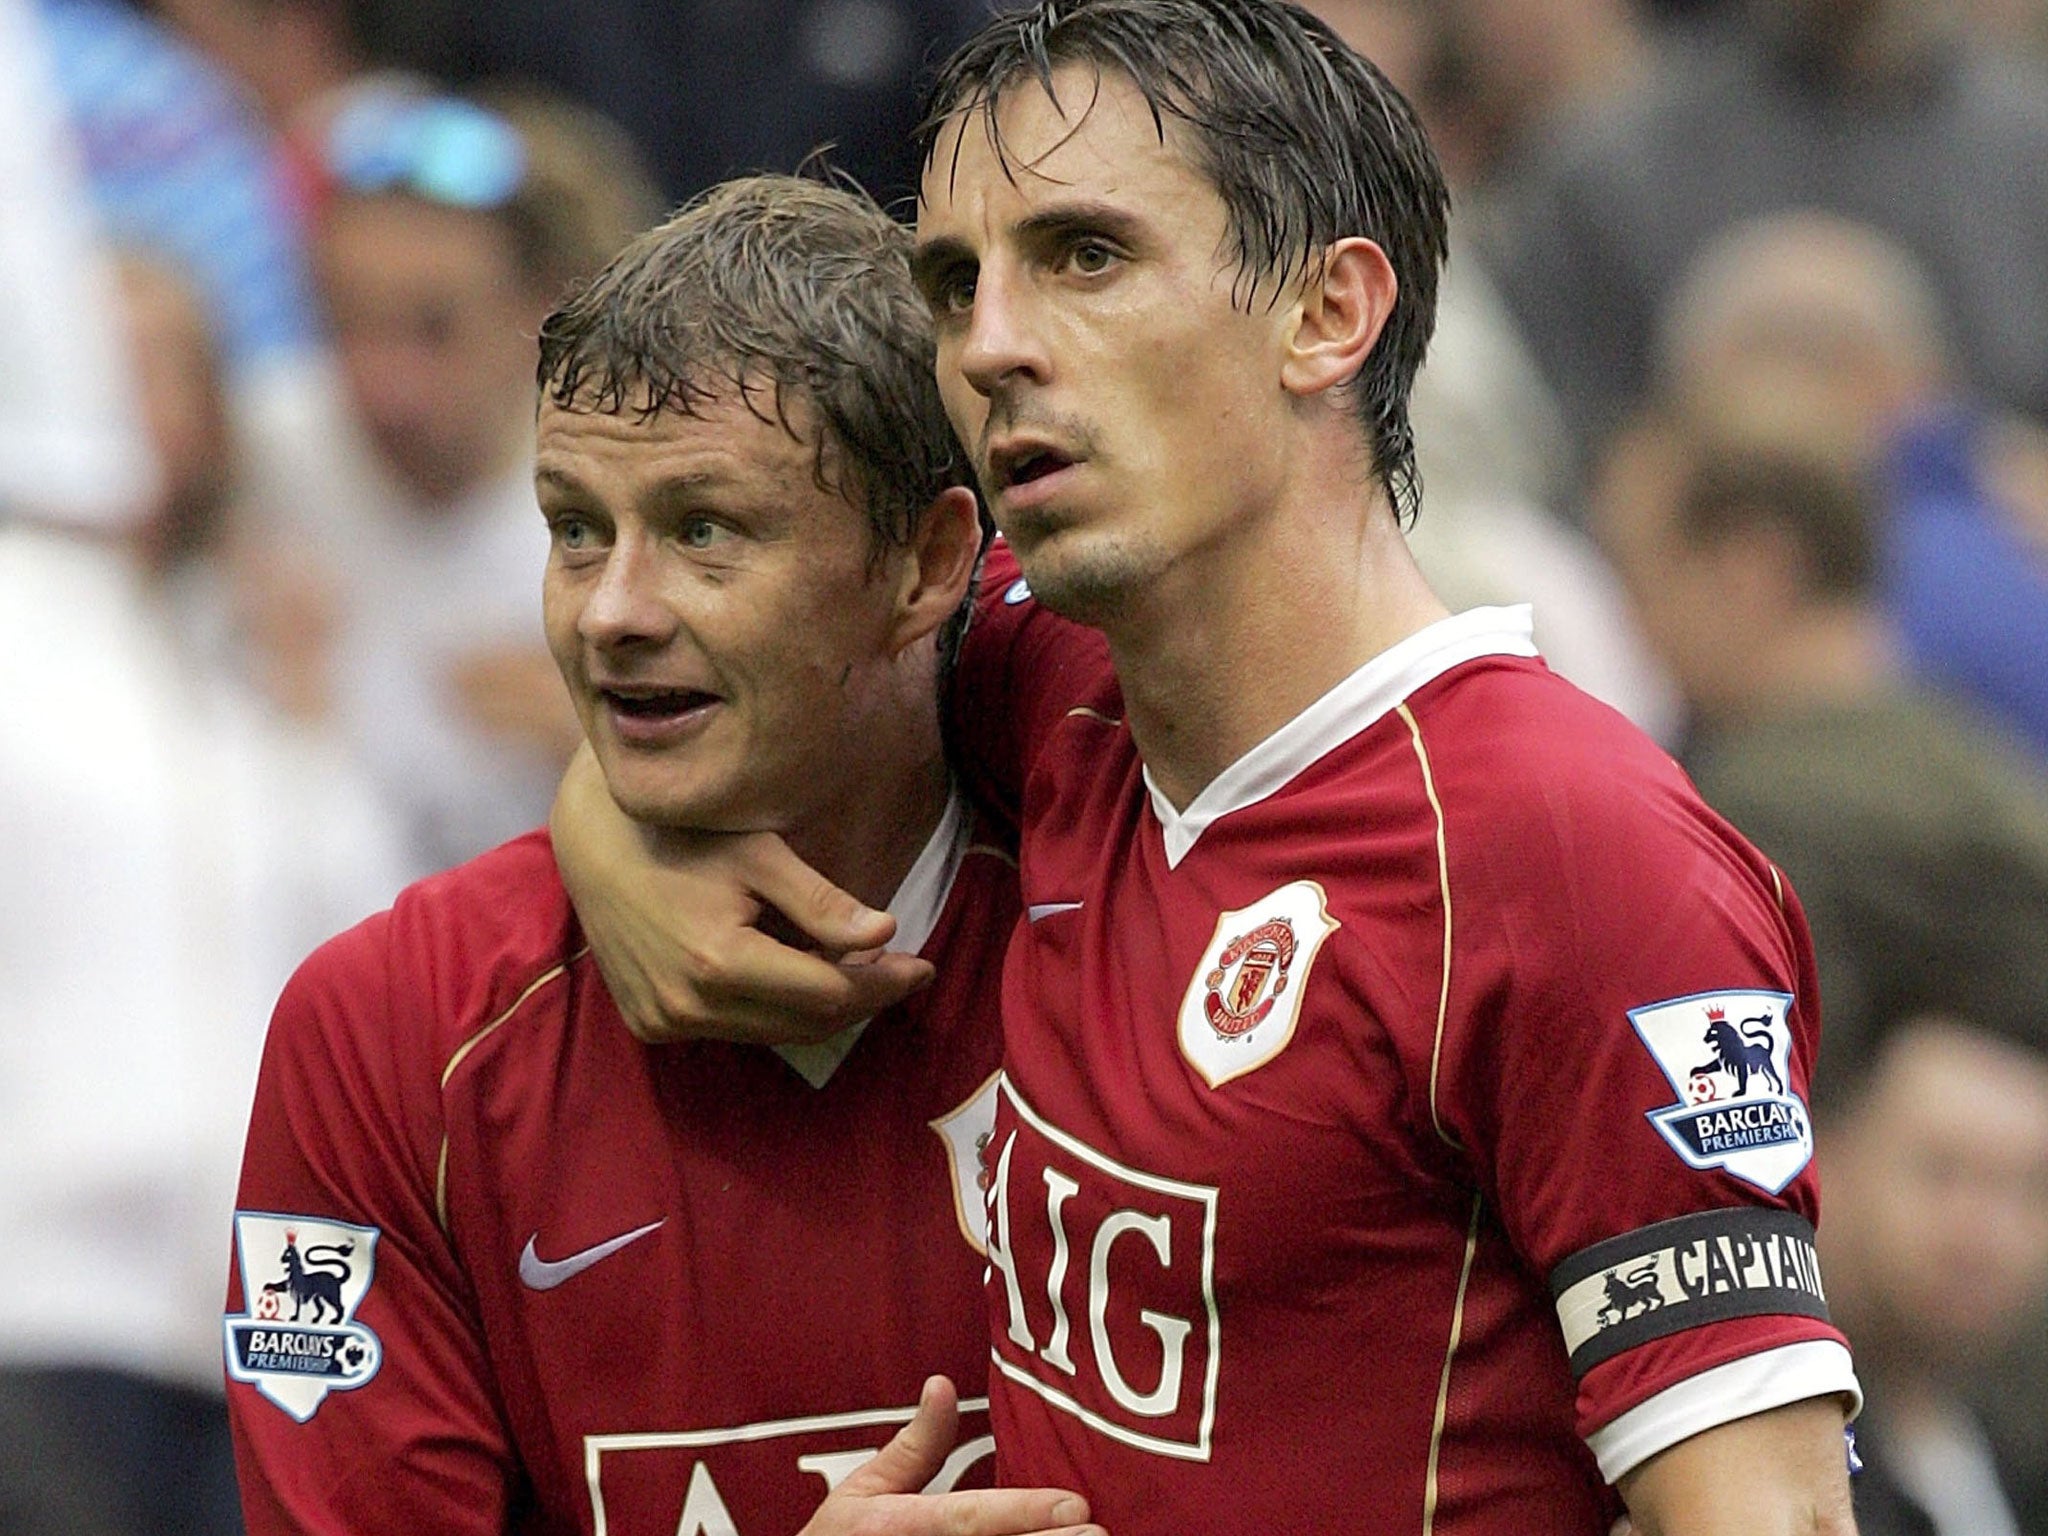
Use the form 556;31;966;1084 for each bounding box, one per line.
918;0;1450;525
536;174;969;552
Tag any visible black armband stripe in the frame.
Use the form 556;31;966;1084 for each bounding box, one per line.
1550;1207;1830;1378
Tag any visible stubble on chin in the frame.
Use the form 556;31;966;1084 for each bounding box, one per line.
1010;526;1163;629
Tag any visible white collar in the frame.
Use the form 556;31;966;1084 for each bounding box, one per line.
773;787;969;1088
1144;606;1538;869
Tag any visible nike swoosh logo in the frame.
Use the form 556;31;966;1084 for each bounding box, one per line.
1026;901;1085;923
519;1219;664;1291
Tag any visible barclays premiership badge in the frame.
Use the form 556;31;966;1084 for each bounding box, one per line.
1629;990;1813;1194
224;1211;383;1420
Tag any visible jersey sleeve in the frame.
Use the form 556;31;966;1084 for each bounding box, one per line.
226;911;523;1534
945;539;1113;827
1422;692;1858;1481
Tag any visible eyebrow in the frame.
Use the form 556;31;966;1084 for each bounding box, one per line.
1014;201;1150;252
910;199;1153;292
533;464;735;503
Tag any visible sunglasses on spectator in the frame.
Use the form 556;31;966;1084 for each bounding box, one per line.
320;93;527;210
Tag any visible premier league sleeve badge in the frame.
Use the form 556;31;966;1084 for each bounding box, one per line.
1627;990;1814;1194
224;1211;384;1421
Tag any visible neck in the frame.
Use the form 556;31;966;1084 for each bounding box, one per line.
1105;466;1450;811
783;670;954;916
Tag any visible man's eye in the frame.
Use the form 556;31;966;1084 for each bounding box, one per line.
550;513;597;551
679;518;729;550
1069;240;1116;275
939;269;978;315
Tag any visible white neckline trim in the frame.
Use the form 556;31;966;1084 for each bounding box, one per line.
1145;606;1538;868
773;788;968;1089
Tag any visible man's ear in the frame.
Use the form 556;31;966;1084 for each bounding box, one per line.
890;485;984;653
1280;236;1398;401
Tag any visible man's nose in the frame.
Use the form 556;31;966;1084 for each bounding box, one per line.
579;538;676;650
958;265;1051;399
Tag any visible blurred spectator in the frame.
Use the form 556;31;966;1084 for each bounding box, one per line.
1596;412;2048;1080
39;0;322;382
0;0;159;534
35;0;363;550
1427;0;1653;197
143;0;371;140
1818;1017;2048;1536
1302;0;1680;739
1638;0;1740;24
1658;213;2048;764
2;199;404;1536
379;0;987;208
1956;0;2048;59
296;82;658;874
1485;0;2048;483
111;248;349;729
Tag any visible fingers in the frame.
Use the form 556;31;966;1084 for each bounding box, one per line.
799;1494;1101;1536
740;836;901;957
597;918;933;1047
834;1377;959;1501
707;934;935;1043
552;795;936;1046
796;1379;1099;1536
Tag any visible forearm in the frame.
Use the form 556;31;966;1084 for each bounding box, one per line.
1618;1397;1857;1536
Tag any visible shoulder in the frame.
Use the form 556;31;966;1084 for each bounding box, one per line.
1406;657;1776;938
1408;655;1699;834
277;829;579;1068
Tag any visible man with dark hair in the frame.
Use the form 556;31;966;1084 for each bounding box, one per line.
558;2;1863;1530
1819;1015;2048;1536
225;176;1100;1536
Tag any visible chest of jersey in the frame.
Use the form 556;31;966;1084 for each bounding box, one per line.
442;889;1010;1535
985;710;1602;1529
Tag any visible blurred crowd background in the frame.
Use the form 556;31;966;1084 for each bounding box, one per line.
1;0;2045;1531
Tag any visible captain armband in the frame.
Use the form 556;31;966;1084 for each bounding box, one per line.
1550;1207;1830;1378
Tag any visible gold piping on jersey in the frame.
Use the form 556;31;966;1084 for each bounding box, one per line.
1422;1191;1485;1536
1064;705;1122;725
1396;702;1462;1151
965;842;1019;869
433;954;583;1231
1768;863;1785;910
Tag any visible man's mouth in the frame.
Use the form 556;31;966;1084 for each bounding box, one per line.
990;443;1078;492
598;687;720;727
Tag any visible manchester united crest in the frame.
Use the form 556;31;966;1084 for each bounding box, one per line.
1179;881;1339;1087
1203;920;1298;1037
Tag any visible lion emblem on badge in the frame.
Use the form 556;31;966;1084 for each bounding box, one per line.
1203;919;1298;1039
1693;1006;1786;1097
1594;1260;1665;1328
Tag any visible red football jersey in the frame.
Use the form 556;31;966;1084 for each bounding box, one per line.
948;550;1858;1534
226;805;1011;1536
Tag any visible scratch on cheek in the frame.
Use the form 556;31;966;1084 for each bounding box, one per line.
837;662;854;688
